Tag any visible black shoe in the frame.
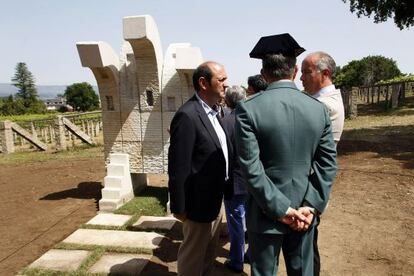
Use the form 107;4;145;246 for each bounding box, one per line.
224;260;243;273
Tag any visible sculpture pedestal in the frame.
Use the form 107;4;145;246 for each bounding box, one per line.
99;153;134;212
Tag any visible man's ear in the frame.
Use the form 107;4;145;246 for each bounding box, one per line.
260;69;268;82
199;77;208;91
322;69;331;79
292;65;298;80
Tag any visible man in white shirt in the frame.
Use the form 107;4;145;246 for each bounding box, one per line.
301;51;345;275
301;51;345;143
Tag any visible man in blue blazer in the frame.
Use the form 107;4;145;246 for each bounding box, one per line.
235;34;337;275
168;61;232;276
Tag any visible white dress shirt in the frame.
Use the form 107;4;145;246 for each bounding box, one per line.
311;84;345;142
195;93;229;179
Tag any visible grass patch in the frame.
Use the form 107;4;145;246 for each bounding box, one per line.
0;111;102;123
77;248;105;275
0;145;104;166
345;105;414;130
55;243;153;255
0;113;59;122
114;186;168;217
20;267;70;276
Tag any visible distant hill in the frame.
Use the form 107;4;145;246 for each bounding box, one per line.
0;83;99;99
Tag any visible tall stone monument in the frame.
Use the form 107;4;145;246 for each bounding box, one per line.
76;15;202;210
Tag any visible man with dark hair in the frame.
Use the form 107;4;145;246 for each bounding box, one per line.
168;61;231;276
247;74;268;96
235;34;337;275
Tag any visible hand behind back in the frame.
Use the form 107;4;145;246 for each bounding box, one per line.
279;207;314;232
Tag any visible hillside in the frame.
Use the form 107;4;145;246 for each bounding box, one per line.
0;83;98;99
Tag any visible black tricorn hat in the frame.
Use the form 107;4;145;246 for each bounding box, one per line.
249;33;305;59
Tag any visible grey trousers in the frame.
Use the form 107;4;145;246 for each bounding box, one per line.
177;211;223;276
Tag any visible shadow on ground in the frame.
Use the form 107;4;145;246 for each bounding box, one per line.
39;181;103;201
339;124;414;169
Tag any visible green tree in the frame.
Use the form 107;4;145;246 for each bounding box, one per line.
10;62;46;114
334;55;402;89
342;0;414;30
64;82;100;112
0;95;25;115
12;62;38;107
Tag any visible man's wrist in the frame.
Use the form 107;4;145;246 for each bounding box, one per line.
303;201;319;215
285;207;295;215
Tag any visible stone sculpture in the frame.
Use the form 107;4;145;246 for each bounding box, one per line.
76;15;202;209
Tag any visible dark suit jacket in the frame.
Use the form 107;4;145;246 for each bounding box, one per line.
221;110;248;197
235;81;337;234
168;95;232;223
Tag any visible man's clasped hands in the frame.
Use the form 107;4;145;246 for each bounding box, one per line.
279;207;315;231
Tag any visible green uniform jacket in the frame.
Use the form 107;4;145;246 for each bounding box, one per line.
235;81;337;234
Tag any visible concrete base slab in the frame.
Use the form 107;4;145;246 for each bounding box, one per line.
133;216;177;230
86;213;132;227
28;249;90;271
88;253;151;274
62;229;164;249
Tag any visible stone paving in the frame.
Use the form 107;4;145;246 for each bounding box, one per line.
86;213;132;227
133;215;178;231
28;249;90;272
88;253;151;274
21;213;175;275
21;212;255;275
63;229;164;249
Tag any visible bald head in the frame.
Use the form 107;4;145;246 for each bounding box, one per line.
193;61;224;91
192;61;228;107
300;52;336;94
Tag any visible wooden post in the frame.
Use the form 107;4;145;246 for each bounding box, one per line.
385;86;389;109
349;87;358;119
376;86;380;103
391;85;399;108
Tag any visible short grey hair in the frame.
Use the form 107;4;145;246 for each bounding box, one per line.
313;51;336;78
225;85;246;109
262;54;296;80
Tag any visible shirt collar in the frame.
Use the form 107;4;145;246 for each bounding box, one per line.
195;92;218;116
312;84;336;99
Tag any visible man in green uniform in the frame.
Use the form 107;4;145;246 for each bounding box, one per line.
235;33;337;276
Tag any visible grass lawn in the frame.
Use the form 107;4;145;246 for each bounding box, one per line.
115;186;168;217
346;98;414;130
0;145;104;166
0;111;101;123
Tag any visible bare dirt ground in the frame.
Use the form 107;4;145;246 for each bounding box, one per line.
0;158;105;275
1;110;413;275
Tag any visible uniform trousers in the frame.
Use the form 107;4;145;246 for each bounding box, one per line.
248;218;316;276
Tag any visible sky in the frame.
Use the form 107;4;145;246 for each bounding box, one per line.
0;0;413;90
